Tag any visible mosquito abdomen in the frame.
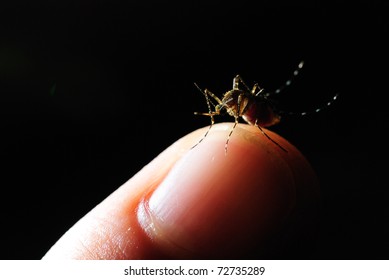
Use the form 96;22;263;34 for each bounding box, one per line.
242;101;281;127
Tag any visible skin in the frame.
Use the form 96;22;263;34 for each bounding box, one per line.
43;123;320;259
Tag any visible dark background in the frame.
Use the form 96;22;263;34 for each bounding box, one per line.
1;0;388;259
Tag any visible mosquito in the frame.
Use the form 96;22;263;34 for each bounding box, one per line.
193;61;338;153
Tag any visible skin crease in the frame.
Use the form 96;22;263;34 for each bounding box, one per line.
43;123;319;260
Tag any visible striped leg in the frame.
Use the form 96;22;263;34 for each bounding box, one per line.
192;84;221;149
279;93;339;116
255;120;287;152
272;60;305;95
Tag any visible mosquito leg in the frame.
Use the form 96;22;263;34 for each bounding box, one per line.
192;83;220;149
224;94;243;154
279;93;339;116
236;77;264;97
195;83;223;105
191;113;216;149
225;117;239;154
271;60;305;95
252;83;265;96
233;75;251;91
194;83;214;110
255;120;287;152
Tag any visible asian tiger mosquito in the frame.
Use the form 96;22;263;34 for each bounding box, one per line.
193;61;338;153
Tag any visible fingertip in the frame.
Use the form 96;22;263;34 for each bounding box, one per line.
137;123;319;258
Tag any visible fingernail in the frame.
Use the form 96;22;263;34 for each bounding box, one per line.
137;126;296;258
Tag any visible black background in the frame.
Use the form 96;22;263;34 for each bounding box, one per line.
1;0;388;259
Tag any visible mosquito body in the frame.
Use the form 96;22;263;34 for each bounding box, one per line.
193;61;338;153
